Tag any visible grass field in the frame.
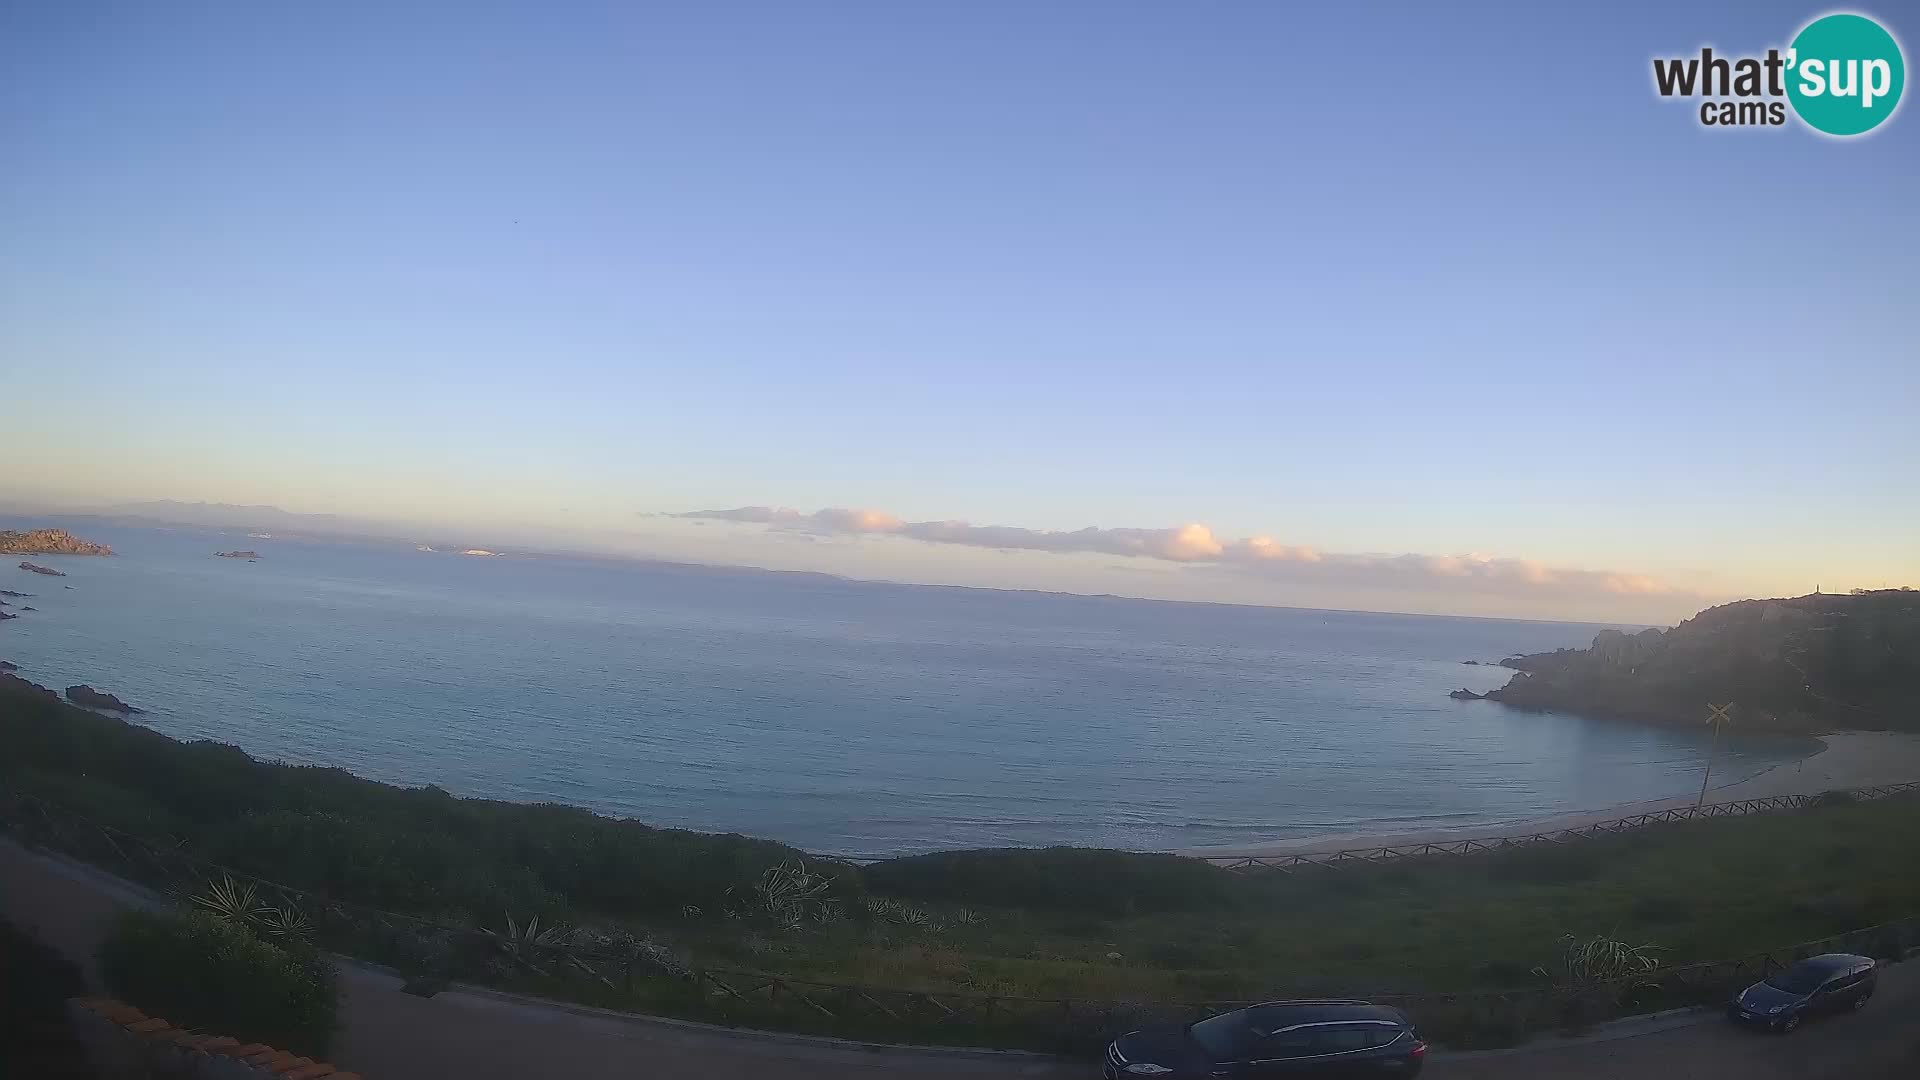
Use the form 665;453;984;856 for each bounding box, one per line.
683;794;1920;1002
4;679;1917;1048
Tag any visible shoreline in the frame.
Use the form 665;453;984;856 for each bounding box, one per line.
5;653;1917;863
1178;729;1920;858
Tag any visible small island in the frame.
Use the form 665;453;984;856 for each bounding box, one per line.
215;550;262;560
0;529;113;556
17;562;66;577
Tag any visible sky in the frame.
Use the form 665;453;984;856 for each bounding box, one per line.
2;1;1914;623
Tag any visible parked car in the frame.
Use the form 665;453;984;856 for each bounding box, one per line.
1104;999;1426;1078
1727;952;1877;1033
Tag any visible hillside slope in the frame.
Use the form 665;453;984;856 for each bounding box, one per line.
1481;589;1920;732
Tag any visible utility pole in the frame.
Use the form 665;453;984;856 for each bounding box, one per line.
1696;703;1734;808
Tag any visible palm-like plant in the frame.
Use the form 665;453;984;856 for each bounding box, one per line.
484;912;570;975
754;860;840;929
189;874;317;946
190;874;267;924
253;903;315;944
1538;933;1665;985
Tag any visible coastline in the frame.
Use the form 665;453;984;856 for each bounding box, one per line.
1178;729;1920;858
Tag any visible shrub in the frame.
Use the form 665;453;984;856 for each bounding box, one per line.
98;909;338;1057
1535;933;1663;986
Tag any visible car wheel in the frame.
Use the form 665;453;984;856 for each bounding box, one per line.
1779;1013;1802;1033
1851;992;1870;1012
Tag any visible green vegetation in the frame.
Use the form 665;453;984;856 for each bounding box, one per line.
98;909;338;1057
3;679;1917;1052
1489;588;1920;731
0;681;862;927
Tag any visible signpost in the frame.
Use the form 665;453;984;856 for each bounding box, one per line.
1696;703;1734;808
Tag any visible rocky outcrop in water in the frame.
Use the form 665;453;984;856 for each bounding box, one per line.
0;672;58;700
0;590;30;598
65;685;140;713
215;550;262;559
1471;590;1920;732
0;529;112;556
1448;688;1485;700
18;562;66;577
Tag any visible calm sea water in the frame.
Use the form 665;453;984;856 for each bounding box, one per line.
0;524;1814;857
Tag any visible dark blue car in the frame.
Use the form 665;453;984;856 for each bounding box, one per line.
1727;953;1876;1033
1104;1000;1426;1078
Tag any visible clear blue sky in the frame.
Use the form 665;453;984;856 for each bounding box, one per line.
2;2;1914;621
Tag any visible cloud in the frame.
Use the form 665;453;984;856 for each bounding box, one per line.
677;505;1692;599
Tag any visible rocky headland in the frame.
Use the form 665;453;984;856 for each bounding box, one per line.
65;684;140;713
1459;589;1920;733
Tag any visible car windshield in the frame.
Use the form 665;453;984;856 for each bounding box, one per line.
1763;965;1829;994
1188;1012;1260;1059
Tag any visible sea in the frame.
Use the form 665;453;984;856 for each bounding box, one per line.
0;523;1817;859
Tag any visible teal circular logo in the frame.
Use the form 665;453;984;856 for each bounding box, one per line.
1787;13;1905;136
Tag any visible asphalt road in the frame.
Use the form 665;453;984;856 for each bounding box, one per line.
329;959;1920;1080
1441;959;1920;1080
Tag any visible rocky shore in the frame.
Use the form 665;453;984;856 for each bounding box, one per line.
65;684;140;713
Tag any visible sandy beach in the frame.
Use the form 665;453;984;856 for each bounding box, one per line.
1181;729;1920;858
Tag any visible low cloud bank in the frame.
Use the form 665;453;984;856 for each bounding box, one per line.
679;506;1685;599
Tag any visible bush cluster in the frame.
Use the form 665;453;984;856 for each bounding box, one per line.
98;909;338;1057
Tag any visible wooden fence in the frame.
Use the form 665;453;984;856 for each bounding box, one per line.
1199;783;1920;873
4;787;1916;1054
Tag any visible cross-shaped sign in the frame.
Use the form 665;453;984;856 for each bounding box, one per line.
1696;703;1735;808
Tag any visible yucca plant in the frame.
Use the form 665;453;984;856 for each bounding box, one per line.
1537;933;1665;986
190;874;268;925
253;904;315;945
483;912;570;976
754;860;840;930
188;874;316;947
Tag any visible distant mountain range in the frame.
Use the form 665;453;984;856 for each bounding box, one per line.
1466;589;1920;733
0;500;851;587
89;500;381;533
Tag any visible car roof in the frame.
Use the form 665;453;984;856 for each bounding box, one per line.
1791;953;1872;975
1244;1002;1408;1030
